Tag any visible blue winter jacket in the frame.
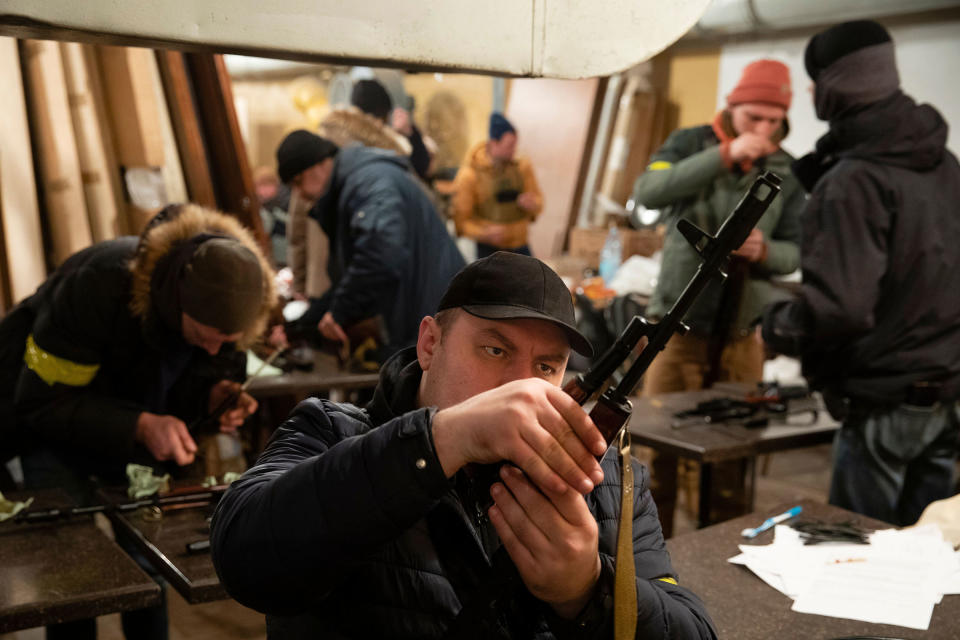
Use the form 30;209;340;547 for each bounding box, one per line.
211;348;717;639
308;146;465;353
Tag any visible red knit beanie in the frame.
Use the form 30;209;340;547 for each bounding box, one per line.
726;60;792;110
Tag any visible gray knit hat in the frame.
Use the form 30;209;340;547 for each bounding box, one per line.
180;238;264;334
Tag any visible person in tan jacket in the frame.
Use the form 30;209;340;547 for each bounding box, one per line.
451;113;543;258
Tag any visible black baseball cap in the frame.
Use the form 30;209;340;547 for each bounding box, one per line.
437;252;593;357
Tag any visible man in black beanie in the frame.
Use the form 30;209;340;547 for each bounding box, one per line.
276;129;464;359
763;20;960;526
350;77;433;181
351;78;393;122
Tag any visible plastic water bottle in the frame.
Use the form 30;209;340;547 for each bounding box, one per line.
598;225;622;284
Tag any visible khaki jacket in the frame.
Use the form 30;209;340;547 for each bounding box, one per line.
451;141;543;249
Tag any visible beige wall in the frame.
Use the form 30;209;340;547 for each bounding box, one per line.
665;47;721;129
506;77;599;258
233;71;497;174
404;72;494;168
232;78;314;172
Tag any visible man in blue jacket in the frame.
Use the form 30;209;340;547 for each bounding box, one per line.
276;129;464;358
212;252;716;638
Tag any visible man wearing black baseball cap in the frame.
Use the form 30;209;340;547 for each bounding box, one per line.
212;252;715;638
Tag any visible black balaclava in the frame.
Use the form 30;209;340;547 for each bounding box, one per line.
804;20;900;121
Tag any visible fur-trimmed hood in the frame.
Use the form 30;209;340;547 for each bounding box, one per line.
318;107;412;156
128;204;277;350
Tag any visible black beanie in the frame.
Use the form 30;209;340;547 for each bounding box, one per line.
351;79;393;122
489;112;516;141
804;20;892;80
276;130;339;184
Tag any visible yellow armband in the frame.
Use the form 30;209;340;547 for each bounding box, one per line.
24;334;99;387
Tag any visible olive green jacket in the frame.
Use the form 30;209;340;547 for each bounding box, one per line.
632;124;804;337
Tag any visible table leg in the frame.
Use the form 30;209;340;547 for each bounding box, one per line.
649;450;679;539
746;456;757;513
698;462;713;528
699;458;755;528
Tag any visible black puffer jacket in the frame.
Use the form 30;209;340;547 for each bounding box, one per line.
309;146;465;353
763;91;960;403
211;348;716;639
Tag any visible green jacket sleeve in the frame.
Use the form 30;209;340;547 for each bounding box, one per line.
632;128;725;210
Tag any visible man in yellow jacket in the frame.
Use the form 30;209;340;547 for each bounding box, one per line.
451;113;543;258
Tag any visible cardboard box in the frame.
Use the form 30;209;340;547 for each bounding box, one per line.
567;226;663;270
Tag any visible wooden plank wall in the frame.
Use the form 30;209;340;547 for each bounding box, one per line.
0;39;264;312
96;45;168;234
0;37;46;305
155;50;217;209
61;41;121;243
21;39;93;267
184;53;267;252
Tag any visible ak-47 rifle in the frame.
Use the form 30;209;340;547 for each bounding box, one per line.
467;171;783;506
572;170;782;447
671;382;814;429
445;171;782;638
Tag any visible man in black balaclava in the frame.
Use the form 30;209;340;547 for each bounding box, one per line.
763;20;960;526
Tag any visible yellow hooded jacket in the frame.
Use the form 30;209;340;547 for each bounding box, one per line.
451;141;543;249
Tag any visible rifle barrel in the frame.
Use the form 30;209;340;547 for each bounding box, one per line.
611;171;781;401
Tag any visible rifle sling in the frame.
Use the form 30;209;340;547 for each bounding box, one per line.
614;429;638;639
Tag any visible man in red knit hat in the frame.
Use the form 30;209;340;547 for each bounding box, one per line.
629;59;805;534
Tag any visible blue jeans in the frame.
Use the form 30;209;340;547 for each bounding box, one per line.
476;243;532;259
20;449;169;640
829;400;960;526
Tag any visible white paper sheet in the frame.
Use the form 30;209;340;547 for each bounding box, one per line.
727;523;959;631
790;552;937;629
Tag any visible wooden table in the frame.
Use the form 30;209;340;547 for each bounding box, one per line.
246;350;379;401
98;486;225;604
245;350;381;459
627;384;839;533
0;490;161;633
667;500;960;639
